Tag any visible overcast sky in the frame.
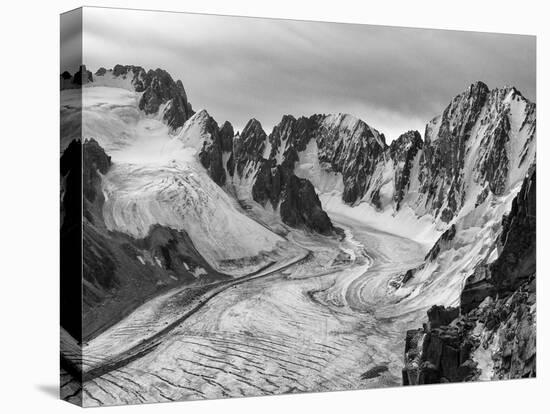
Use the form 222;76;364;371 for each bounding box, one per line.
76;7;536;142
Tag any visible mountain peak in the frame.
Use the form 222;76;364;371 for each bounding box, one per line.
322;113;387;149
91;64;195;130
242;118;266;137
391;130;423;150
193;109;212;120
469;80;490;93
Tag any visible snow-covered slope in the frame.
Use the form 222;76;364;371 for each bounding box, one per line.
194;81;535;314
100;120;293;275
64;72;297;276
61;65;536;401
216;82;535;246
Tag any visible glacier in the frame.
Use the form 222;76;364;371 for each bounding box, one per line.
59;65;536;406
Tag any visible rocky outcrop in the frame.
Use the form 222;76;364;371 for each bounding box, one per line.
251;161;282;208
203;81;534;236
73;64;93;85
280;175;333;235
226;113;389;231
234;82;533;228
403;305;477;385
424;224;456;262
244;113;388;206
267;115;320;159
61;64;195;130
419;83;535;223
233;119;268;177
490;166;536;293
475;114;510;196
210;117;335;235
219;121;234;153
64;66;536;232
314;114;388;204
95;64;196;129
192;110;331;237
461;166;536;313
460;265;497;314
197;114;228;186
250;160;333;235
404;271;536;385
403;165;536;384
390;130;423;209
139;69;194;130
478;280;536;379
60;65;93;89
417;82;489;221
82;139;111;205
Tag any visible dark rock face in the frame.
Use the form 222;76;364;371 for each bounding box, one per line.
395;222;457;292
403;305;478;385
257;83;533;223
390;130;423;209
361;365;389;380
481;281;536;379
404;165;536;384
251;161;282;208
72;64;93;85
427;305;459;330
414;83;535;223
315;116;387;204
259;114;388;205
475;186;490;207
249;117;334;234
404;277;536;385
139;69;194;130
233;119;268;177
103;64;195;130
82;139;111;205
227;113;389;233
461;166;536;313
424;224;456;261
60;138;118;338
194;82;534;237
111;64;147;82
267;115;320;158
219;121;235;153
218;116;334;235
62;64;194;129
474;113;510;196
419;82;489;220
219;121;235;175
197;114;228;186
280;175;333;235
81;139;117;296
460;265;497;314
195;112;333;236
490;166;536;294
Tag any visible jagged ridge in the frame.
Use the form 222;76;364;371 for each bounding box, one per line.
61;64;194;130
402;166;536;384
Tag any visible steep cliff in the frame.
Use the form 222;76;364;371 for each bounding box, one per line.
402;166;536;384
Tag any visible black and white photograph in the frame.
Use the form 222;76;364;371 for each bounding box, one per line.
2;0;550;412
57;6;538;407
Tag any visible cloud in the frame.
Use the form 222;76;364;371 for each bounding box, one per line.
79;7;536;141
